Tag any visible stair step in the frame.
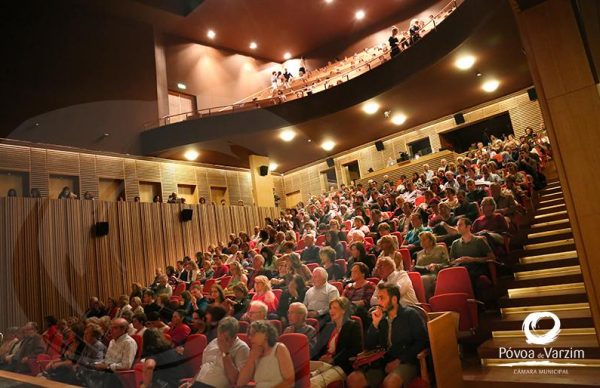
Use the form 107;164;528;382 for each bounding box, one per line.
519;250;578;265
537;203;567;214
539;192;564;201
546;181;561;187
464;365;600;388
490;315;594;331
538;197;565;206
492;327;596;339
514;265;581;280
504;274;584;289
528;228;572;239
534;210;568;220
501;302;590;320
500;293;589;308
540;186;562;194
508;282;586;299
514;257;580;272
524;239;575;251
531;219;570;229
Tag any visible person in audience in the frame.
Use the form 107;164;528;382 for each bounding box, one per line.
286;252;312;282
402;213;432;252
132;313;148;336
378;235;404;271
283;302;317;356
472;197;510;249
155;275;173;297
79;318;137;387
209;284;227;309
115;294;132;318
143;290;161;317
248;254;270;289
141;328;186;388
301;234;321;264
311;297;362;388
212;255;229;279
1;322;44;373
347;284;428;388
414;231;450;299
320;246;344;280
203;305;228;343
304;267;340;321
147;311;170;333
246;300;269;323
251;275;279;314
202;259;215;280
347;242;375;276
43;322;86;384
449;218;495;292
29;188;41;198
181;317;250;388
227;261;248;290
58;186;77;199
85;297;107;318
277;274;308;324
466;179;486;204
389;26;401;57
370;257;418;307
454;190;480;222
343;262;376;325
0;327;20;365
236;320;295;388
229;283;250;319
169;310;191;346
260;246;277;273
325;230;345;259
351;216;370;235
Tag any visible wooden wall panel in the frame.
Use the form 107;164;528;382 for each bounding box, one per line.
30;148;49;197
95;155;125;179
0;144;30;172
79;154;98;197
124;160;139;201
46;150;80;176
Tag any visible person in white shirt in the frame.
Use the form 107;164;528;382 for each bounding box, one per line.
181;317;250;388
304;267;340;319
401;181;421;203
351;216;370;235
443;171;461;192
423;164;435;182
370;257;418;307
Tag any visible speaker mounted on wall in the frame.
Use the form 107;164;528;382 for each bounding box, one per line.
259;165;269;176
454;113;465;125
93;222;109;237
375;141;385;151
181;209;193;222
527;87;538;101
326;158;334;168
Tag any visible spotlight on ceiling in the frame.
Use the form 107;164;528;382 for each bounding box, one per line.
321;140;335;151
482;79;500;93
249;41;258;49
391;113;407;125
207;30;216;39
184;150;199;161
455;55;476;70
476;71;482;77
355;10;365;20
362;102;380;115
325;0;334;3
269;162;278;171
283;52;292;60
177;83;187;90
280;129;296;142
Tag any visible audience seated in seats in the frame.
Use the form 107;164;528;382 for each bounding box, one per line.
131;313;147;337
449;218;495;295
472;197;510;252
226;261;248;291
270;255;294;289
245;300;269;323
325;230;345;259
169;310;191;346
301;234;321;264
402;213;432;254
41;322;86;384
190;311;206;335
260;246;278;273
347;242;376;277
414;232;450;300
466;179;486;204
181;317;249;388
310;297;363;388
229;283;251;320
78;318;137;388
106;298;120;319
85;297;107;319
140;328;187;388
429;202;460;245
0;327;20;368
209;284;228;311
277;274;308;324
0;322;44;374
248;255;273;289
212;255;229;279
304;267;340;322
347;284;428;388
236;320;295;388
251;275;279;314
328;219;347;242
351;216;371;235
115;295;132;319
155;275;173;298
378;235;404;271
370;257;418;307
454;190;480;222
203;305;228;343
143;290;161;317
343;262;377;328
283;302;318;357
320;246;344;281
147;312;170;333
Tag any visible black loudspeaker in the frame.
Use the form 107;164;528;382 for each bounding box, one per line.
375;141;385;151
454;113;465;125
94;222;109;236
326;158;334;168
259;165;269;176
368;168;374;173
400;152;409;161
527;87;538;101
181;209;193;222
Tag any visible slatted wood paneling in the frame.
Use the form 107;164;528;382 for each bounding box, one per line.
0;198;280;333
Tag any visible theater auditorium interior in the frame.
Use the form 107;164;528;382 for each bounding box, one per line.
0;0;599;387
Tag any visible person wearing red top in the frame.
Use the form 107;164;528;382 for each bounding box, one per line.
251;275;279;314
472;197;510;251
169;310;191;346
212;255;229;279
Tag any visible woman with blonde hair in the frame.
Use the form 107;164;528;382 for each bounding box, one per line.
251;275;279;314
227;261;248;290
414;231;449;299
378;234;404;270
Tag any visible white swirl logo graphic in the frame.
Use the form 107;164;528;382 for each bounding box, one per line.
522;312;561;345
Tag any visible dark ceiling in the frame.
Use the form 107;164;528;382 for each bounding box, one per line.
84;0;440;61
151;0;533;172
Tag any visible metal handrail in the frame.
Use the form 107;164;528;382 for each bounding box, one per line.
145;0;462;129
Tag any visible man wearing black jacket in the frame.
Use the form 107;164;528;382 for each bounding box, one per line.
347;283;428;388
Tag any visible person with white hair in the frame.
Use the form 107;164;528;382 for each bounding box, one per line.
304;268;340;320
245;300;268;322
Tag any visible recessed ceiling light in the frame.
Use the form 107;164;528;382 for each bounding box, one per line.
207;30;216;39
455;55;476;70
355;10;365;20
283;52;292;60
482;79;500;92
362;102;380;114
280;129;296;142
325;0;334;3
184;150;199;161
391;113;407;125
249;41;258;49
269;162;278;171
177;83;187;90
322;140;335;151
